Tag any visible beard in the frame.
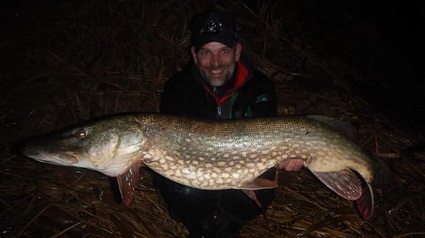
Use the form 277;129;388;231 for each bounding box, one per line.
199;62;236;87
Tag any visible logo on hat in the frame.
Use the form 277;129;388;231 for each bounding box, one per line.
190;10;238;50
200;20;223;35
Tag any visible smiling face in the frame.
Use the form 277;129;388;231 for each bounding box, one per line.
191;42;241;87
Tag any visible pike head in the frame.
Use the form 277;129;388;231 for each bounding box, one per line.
20;115;146;205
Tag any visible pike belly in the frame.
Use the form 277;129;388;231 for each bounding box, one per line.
139;115;373;190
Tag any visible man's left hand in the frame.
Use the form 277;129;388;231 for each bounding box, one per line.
277;159;304;171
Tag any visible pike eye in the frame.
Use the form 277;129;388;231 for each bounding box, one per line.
73;128;86;139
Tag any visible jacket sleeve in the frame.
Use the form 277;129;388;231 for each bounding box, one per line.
160;74;185;115
160;72;205;117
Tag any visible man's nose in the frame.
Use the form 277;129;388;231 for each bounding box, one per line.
210;54;221;67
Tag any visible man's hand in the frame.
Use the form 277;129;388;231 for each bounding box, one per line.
277;159;304;171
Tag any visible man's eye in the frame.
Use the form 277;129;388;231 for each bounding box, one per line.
221;49;230;54
201;51;210;56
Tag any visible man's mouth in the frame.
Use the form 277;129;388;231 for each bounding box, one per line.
209;68;224;75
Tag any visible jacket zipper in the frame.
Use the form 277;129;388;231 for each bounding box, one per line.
213;87;223;117
217;106;222;117
205;86;232;119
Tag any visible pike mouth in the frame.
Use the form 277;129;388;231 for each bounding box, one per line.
55;153;79;164
20;145;79;164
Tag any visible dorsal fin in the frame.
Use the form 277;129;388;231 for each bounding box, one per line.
307;115;357;141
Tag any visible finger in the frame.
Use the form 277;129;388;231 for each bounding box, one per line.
277;160;289;169
293;159;304;170
285;160;297;171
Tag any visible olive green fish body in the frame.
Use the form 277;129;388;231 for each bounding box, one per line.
20;113;375;219
137;114;372;189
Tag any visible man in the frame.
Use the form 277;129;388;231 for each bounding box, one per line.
155;10;303;238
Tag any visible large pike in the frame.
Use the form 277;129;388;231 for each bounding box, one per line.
20;113;376;219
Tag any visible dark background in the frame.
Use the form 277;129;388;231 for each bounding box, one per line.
1;0;424;134
293;1;425;135
1;1;424;237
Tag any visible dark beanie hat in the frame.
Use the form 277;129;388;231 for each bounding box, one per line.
190;10;238;50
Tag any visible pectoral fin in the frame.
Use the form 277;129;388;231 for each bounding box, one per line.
310;169;362;200
116;163;141;205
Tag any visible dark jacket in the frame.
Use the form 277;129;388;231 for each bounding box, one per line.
155;55;277;226
160;55;277;119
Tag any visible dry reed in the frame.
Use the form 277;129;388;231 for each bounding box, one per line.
1;0;424;237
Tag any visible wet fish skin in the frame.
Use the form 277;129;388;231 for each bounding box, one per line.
20;113;375;219
21;115;146;177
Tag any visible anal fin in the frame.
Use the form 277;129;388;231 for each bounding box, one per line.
310;169;362;200
311;168;374;219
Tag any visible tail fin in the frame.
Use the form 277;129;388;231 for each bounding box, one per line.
355;183;374;219
356;158;393;219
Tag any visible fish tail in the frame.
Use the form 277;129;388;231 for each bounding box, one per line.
355;182;374;219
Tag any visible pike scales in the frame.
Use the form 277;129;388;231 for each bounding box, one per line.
20;113;376;219
141;114;372;189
